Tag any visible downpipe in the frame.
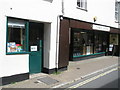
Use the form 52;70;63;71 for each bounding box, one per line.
55;0;64;73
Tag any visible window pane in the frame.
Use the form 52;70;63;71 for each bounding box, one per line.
77;0;87;10
7;18;26;53
77;0;80;7
94;32;108;53
72;30;93;56
115;1;118;21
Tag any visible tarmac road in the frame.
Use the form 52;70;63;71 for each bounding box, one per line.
61;67;120;89
78;69;119;88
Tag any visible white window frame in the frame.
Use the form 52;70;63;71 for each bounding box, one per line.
77;0;87;11
115;0;119;22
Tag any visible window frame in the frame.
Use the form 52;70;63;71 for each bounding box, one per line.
77;0;87;11
115;0;119;23
6;17;29;55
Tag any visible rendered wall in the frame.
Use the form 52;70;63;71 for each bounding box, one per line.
44;23;51;69
63;0;118;28
0;0;62;77
0;15;29;77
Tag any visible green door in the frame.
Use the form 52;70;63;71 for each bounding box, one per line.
29;22;44;74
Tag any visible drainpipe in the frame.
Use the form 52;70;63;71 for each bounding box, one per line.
55;15;60;73
118;1;120;28
55;0;64;73
62;0;64;15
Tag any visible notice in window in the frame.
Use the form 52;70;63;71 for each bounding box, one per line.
86;46;90;55
109;44;113;51
30;46;37;51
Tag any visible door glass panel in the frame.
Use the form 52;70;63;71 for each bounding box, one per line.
29;22;43;52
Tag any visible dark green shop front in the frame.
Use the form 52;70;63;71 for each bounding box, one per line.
6;18;44;74
70;28;109;61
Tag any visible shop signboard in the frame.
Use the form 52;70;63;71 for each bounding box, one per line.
93;24;110;32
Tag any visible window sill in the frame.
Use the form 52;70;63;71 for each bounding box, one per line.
73;52;105;58
76;7;88;12
6;52;30;55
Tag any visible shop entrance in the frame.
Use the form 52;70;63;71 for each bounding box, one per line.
29;22;44;74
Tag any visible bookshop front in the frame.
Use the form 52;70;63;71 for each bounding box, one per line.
70;28;109;61
68;19;112;61
58;17;120;70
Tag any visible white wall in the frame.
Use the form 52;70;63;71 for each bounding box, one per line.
0;57;2;77
49;21;58;69
0;0;62;77
2;55;29;77
63;0;118;28
0;0;62;22
44;23;51;69
0;15;8;77
0;15;29;77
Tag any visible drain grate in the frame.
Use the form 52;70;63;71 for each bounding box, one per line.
37;76;59;85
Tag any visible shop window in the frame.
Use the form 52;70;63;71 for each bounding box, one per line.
109;34;119;56
77;0;87;10
72;30;93;57
7;18;27;53
94;32;108;53
71;29;109;58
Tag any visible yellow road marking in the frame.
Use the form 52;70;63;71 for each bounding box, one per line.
66;67;118;89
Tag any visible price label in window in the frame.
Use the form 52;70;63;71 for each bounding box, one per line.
30;46;37;51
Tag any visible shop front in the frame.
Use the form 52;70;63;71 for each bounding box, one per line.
58;17;120;69
70;29;109;61
69;19;111;61
0;17;47;85
7;18;44;74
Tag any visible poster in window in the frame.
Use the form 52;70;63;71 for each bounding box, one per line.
109;44;113;51
30;46;37;51
7;42;17;52
110;34;118;45
86;46;90;55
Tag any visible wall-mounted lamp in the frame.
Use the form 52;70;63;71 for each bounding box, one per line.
59;15;63;20
93;16;97;22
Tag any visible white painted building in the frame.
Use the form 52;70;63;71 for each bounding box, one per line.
0;0;63;85
62;0;118;27
0;0;119;85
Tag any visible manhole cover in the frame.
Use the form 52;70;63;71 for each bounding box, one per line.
37;77;59;85
76;67;80;70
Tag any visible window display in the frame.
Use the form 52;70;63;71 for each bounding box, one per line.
71;29;108;58
72;29;94;57
7;18;26;53
94;31;108;53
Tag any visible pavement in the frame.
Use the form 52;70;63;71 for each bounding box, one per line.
0;56;119;89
